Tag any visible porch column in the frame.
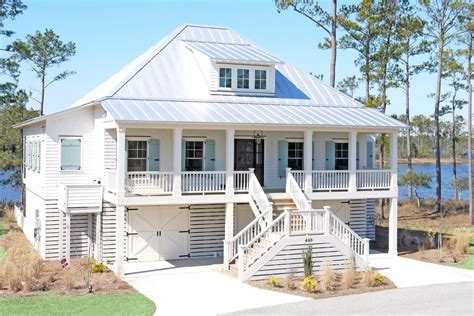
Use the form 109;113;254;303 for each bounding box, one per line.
388;197;398;256
304;130;313;193
390;131;398;192
348;131;357;192
172;128;182;196
65;212;71;262
115;205;125;277
116;127;126;202
225;129;235;196
223;202;234;270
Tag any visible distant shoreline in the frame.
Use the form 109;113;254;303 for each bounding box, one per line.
397;158;470;164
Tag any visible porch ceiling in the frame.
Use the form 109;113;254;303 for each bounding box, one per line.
101;98;407;129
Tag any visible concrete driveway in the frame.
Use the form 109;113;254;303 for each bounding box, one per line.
124;258;309;316
369;253;474;287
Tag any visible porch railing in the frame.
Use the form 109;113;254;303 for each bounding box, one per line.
356;170;391;190
289;170;305;188
234;170;252;192
126;172;174;195
181;171;227;193
312;170;350;191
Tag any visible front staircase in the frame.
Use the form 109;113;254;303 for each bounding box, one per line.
223;173;370;281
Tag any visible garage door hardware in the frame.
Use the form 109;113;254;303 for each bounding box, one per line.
126;207;139;212
179;229;190;234
179;253;191;258
125;257;138;262
126;232;138;236
156;231;162;236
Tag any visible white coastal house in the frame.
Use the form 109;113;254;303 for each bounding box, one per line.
14;24;405;280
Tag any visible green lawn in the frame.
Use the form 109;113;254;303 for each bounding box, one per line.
0;293;156;316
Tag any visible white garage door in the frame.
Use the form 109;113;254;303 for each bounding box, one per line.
127;207;189;262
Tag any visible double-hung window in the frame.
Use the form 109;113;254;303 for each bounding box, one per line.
185;141;204;171
288;142;303;170
335;143;349;170
219;68;232;88
60;138;81;171
127;140;147;172
237;69;249;89
255;69;267;90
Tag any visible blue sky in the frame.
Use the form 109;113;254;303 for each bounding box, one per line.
6;0;469;121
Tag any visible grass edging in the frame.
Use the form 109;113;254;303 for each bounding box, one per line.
0;292;156;316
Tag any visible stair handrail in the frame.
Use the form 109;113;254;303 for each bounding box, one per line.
248;173;273;217
286;173;311;212
238;211;287;274
326;208;369;263
226;208;273;262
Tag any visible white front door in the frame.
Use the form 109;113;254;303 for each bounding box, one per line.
127;207;189;262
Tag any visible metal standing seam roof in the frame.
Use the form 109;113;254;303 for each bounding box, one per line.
184;41;283;64
101;98;407;129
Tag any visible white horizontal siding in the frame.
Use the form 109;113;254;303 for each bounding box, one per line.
189;205;225;258
104;129;117;170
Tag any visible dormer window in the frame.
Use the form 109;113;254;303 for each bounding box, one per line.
237;69;250;89
219;68;232;88
255;70;267;90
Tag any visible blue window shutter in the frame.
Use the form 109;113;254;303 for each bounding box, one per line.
367;141;373;169
278;140;288;177
205;139;216;171
61;139;81;170
32;141;37;171
181;140;186;171
37;141;41;172
312;141;315;169
148;139;160;171
356;141;360;169
325;141;335;170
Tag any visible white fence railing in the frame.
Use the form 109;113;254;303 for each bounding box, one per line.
234;171;251;192
126;172;174;195
328;209;368;260
356;170;391;190
181;171;226;193
248;173;273;216
290;210;324;234
289;170;305;188
312;170;350;191
286;173;311;212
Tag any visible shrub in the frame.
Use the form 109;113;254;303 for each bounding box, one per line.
319;261;336;291
62;267;75;291
3;205;17;224
300;275;317;293
267;276;283;288
92;272;108;291
342;257;356;289
91;260;109;273
370;272;385;287
302;245;313;278
452;228;470;256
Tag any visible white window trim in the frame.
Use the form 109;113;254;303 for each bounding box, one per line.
218;67;232;90
214;63;274;94
184;140;205;172
236;68;250;90
288;141;304;170
59;136;83;173
126;139;149;172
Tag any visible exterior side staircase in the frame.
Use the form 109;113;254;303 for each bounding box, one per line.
224;173;370;281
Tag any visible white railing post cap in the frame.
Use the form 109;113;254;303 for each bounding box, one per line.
323;205;332;211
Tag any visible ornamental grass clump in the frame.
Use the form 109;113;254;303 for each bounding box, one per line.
319;261;336;291
342;257;356;289
302;245;313;277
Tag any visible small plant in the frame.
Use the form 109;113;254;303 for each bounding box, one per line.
302;245;313;277
4;206;16;224
342;257;356;289
452;228;469;257
267;276;283;288
370;272;385;287
62;267;75;291
319;261;336;291
91;260;109;273
286;272;297;290
300;275;317;293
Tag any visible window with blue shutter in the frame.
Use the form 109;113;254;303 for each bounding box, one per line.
356;141;360;170
61;138;81;170
325;141;335;170
148;139;160;171
277;140;288;177
367;141;374;169
205;139;216;171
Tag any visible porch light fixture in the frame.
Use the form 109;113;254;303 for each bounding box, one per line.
253;130;264;144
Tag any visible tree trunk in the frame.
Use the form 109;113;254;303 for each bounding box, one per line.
452;102;458;200
405;55;413;200
40;72;46;116
467;32;473;225
434;35;444;216
329;0;337;88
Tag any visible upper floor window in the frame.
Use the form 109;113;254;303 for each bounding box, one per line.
25;139;41;173
288;142;303;170
60;138;81;171
185;141;204;171
255;70;267;90
127;140;147;172
219;68;232;88
335;142;349;170
237;69;249;89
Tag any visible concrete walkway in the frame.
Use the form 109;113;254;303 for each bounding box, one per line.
369;253;474;288
124;259;309;316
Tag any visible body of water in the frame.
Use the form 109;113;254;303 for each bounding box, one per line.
0;163;471;203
